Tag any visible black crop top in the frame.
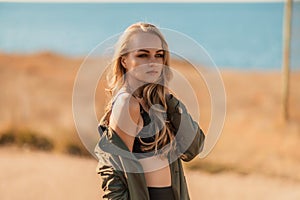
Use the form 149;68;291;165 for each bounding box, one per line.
132;103;155;153
111;90;157;154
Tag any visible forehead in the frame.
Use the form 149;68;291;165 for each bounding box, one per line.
127;32;163;52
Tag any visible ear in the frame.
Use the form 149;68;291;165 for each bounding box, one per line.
121;56;127;69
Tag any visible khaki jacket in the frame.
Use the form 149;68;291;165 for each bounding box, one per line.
94;94;205;200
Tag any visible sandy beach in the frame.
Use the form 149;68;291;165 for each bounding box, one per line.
0;52;300;199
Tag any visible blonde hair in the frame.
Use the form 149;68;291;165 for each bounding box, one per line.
105;22;175;155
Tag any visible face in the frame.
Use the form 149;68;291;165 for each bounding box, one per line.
121;32;165;85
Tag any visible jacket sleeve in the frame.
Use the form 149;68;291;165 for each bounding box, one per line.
95;145;129;200
166;94;205;162
97;165;129;200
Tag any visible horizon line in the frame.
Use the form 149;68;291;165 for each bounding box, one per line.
0;0;296;3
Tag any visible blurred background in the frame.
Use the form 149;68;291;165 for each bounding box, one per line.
0;1;299;199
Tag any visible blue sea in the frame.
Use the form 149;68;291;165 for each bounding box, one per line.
0;2;299;70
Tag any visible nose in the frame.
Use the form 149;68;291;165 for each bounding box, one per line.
149;55;156;63
148;60;158;68
149;55;161;64
148;63;154;69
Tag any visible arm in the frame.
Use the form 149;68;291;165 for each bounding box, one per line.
109;93;142;152
95;141;130;200
95;93;143;199
166;94;205;162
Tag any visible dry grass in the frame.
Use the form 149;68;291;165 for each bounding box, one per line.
1;52;300;181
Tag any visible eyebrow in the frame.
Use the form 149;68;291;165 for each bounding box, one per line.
136;49;164;53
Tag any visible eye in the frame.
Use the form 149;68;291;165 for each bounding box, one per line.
155;54;164;58
137;54;148;58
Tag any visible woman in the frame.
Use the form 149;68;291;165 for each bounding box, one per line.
95;22;205;200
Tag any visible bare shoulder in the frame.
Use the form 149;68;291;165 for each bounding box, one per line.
113;92;140;114
109;92;142;149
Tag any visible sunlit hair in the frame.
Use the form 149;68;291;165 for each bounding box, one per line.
105;22;175;156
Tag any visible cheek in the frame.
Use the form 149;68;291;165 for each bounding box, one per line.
157;63;164;75
125;58;139;71
130;58;144;68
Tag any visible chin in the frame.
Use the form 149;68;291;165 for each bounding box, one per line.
145;77;160;84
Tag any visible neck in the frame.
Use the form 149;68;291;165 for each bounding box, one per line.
124;76;145;98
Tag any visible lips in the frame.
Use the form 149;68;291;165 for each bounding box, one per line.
146;70;158;74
